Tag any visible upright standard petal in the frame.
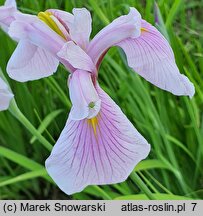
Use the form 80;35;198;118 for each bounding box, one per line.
68;70;101;120
48;8;92;49
0;77;13;111
7;40;59;82
46;84;150;195
87;7;141;66
69;8;92;49
4;0;16;7
117;19;195;98
47;9;74;29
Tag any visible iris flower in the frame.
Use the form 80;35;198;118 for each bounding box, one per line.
0;0;194;194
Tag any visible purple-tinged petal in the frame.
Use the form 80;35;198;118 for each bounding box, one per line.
87;7;141;65
68;70;101;120
0;77;13;111
117;19;195;98
8;13;65;55
0;0;16;19
37;11;71;41
45;84;150;195
0;0;17;32
69;8;92;49
48;8;92;49
4;0;16;7
7;40;59;82
48;14;70;40
47;9;74;29
57;41;95;72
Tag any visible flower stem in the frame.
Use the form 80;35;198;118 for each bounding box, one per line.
130;172;156;200
9;100;53;152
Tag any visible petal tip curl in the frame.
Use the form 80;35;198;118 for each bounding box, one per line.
180;74;195;99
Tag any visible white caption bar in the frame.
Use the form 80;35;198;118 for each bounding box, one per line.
0;200;202;216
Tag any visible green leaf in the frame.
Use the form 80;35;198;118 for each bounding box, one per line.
88;0;110;25
115;193;193;200
134;160;172;172
30;109;63;144
154;2;170;41
83;186;112;200
165;0;184;29
0;146;43;170
166;134;196;162
0;169;48;187
0;146;52;182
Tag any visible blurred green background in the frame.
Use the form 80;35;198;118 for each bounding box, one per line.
0;0;202;200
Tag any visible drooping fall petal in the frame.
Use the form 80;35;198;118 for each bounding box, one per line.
87;7;141;65
6;12;70;81
0;77;13;111
68;70;101;120
117;19;195;98
7;40;59;82
8;13;65;55
46;84;150;195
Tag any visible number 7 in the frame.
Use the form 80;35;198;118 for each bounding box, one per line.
191;203;197;211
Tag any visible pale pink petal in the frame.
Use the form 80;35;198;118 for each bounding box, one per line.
117;19;195;98
0;0;16;19
0;77;13;111
47;9;74;29
8;13;65;55
47;8;92;49
87;8;141;65
0;77;8;89
5;0;16;7
68;70;101;120
46;84;150;195
0;0;17;32
57;41;95;72
69;8;92;49
7;40;59;82
49;15;70;40
0;90;13;111
0;5;15;21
